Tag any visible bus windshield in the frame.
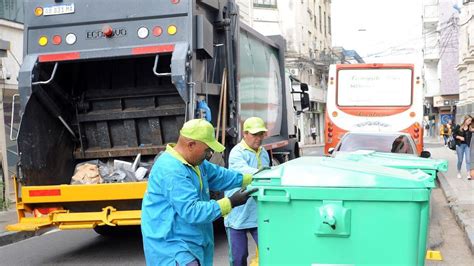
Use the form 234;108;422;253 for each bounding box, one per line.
337;68;412;107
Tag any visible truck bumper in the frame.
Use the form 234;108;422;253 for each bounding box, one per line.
7;181;147;231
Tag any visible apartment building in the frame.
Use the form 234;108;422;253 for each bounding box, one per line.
237;0;333;145
457;0;474;121
422;0;459;130
1;0;23;202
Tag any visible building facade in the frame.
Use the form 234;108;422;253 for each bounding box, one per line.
422;0;460;135
457;0;474;121
1;0;23;203
237;0;333;145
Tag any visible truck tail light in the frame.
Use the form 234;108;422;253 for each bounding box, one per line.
138;27;149;39
153;26;163;37
52;35;62;45
171;0;180;4
34;7;43;16
65;33;77;45
167;25;177;35
38;36;48;46
33;207;62;217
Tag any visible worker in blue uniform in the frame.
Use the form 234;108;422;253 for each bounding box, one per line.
225;117;270;266
141;119;257;266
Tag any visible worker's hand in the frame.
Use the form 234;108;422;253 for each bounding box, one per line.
228;188;258;208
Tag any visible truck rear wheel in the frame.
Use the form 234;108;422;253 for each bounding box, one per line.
93;225;140;236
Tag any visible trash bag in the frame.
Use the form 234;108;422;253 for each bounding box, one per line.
71;163;103;184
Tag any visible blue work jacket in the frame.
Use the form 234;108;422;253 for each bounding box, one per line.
224;140;270;229
141;144;244;266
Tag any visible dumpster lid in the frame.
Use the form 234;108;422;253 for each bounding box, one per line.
254;157;435;188
334;150;448;172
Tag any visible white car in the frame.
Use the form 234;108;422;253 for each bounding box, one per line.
329;132;431;158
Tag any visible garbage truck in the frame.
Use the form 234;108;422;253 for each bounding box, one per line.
7;0;308;234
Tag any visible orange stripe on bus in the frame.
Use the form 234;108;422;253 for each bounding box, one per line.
336;107;410;116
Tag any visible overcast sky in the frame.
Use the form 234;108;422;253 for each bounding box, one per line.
331;0;424;64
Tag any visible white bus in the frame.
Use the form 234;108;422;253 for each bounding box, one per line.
324;63;424;154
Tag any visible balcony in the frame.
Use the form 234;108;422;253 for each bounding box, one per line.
424;48;440;62
423;4;439;28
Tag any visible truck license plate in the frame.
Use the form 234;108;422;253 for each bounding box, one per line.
43;3;75;16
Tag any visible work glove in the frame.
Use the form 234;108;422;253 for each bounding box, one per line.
228;188;258;208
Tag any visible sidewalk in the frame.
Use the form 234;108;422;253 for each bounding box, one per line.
426;137;474;253
0;208;35;247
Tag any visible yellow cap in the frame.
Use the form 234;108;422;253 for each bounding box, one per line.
180;119;225;153
243;117;268;134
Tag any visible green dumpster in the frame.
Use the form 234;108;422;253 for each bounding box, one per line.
249;156;435;266
334;150;448;180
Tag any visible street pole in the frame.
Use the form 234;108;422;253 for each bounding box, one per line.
0;81;9;208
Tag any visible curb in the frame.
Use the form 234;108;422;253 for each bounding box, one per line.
0;231;36;247
437;172;474;254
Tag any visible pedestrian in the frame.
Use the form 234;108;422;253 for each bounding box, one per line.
453;115;473;179
423;119;430;137
225;117;271;266
470;132;474;180
141;119;257;266
429;119;435;137
310;126;317;142
439;121;452;146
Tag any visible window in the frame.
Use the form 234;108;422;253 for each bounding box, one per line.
0;0;24;22
337;69;413;107
328;16;331;35
324;12;327;36
253;0;277;8
319;6;322;33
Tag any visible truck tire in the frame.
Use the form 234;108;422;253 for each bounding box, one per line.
93;225;140;236
288;139;300;160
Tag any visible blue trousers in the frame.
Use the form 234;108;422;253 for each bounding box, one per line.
456;143;471;172
226;227;258;266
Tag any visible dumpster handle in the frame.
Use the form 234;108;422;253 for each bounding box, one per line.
259;188;290;203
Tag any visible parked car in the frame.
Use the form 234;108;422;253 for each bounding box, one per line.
328;132;431;158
